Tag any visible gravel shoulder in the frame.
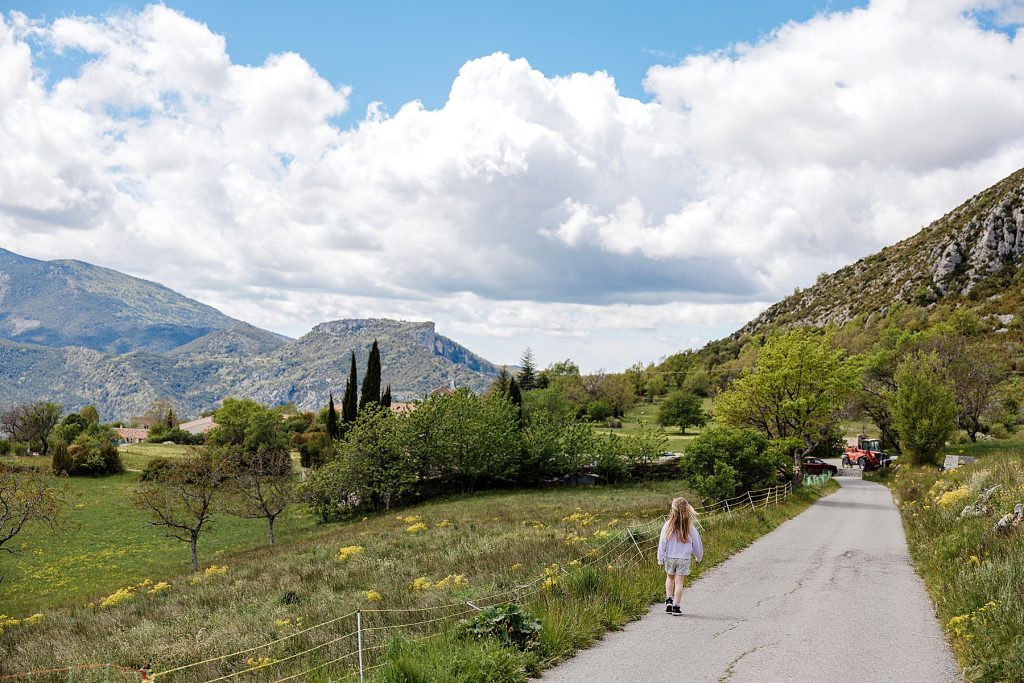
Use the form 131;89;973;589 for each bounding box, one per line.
539;477;959;683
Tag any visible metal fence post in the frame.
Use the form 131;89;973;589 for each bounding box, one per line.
357;609;365;683
627;528;643;560
746;491;754;510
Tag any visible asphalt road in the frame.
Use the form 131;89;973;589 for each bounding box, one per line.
539;477;959;683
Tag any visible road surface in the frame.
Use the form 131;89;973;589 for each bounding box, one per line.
539;477;959;683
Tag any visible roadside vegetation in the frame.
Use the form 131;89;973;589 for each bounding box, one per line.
0;478;834;681
874;441;1024;682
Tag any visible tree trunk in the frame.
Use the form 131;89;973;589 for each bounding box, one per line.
267;517;276;545
190;534;199;572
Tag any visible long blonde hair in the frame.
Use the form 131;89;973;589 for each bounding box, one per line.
665;497;694;543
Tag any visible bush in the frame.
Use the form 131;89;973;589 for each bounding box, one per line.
11;442;28;457
51;441;73;476
680;426;782;501
67;426;124;476
0;440;9;456
302;459;358;522
298;432;331;469
594;450;628;484
458;603;541;650
139;456;176;482
586;400;614;422
147;426;203;445
988;422;1011;440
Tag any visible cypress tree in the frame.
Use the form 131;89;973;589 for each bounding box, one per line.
326;393;340;440
507;376;524;428
343;352;359;425
360;340;382;410
517;348;537;390
381;385;392;408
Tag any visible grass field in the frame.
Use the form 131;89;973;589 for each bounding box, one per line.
595;398;714;452
1;445;317;614
0;473;835;682
873;439;1024;682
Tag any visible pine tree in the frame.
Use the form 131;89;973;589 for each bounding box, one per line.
517;348;537;390
507;376;524;428
326;393;341;440
360;340;382;410
343;352;359;425
381;385;392;408
490;367;511;395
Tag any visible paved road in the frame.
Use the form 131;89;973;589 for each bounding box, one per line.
539;478;959;683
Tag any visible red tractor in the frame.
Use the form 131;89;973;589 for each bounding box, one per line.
842;435;890;471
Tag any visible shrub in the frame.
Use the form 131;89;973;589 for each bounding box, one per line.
302;459;359;522
586;400;613;422
680;426;781;500
298;432;331;469
147;427;203;445
67;426;124;476
139;456;176;482
594;450;628;484
0;440;10;456
458;603;541;650
51;441;73;476
892;351;957;465
11;442;28;457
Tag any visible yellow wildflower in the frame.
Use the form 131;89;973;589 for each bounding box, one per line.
274;618;291;628
365;590;382;602
936;486;971;509
337;545;365;561
967;555;980;566
406;522;428;534
147;582;171;595
204;565;228;578
509;563;523;572
435;520;452;528
245;657;277;669
99;587;135;609
542;576;558;590
569;560;582;567
411;577;432;592
593;530;610;539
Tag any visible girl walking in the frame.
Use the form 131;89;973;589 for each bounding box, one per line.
657;497;703;616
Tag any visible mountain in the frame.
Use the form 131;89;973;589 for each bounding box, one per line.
0;251;503;419
0;248;240;353
737;167;1024;337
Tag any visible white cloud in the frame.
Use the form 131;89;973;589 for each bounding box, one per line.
1;1;1024;370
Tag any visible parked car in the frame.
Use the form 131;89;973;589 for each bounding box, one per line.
802;457;838;476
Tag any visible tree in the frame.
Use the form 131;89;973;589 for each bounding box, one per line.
360;340;382;410
0;403;62;458
680;426;783;500
657;392;709;434
222;445;296;545
622;420;668;466
381;385;392;408
892;352;957;466
144;399;178;428
507;377;524;428
0;468;69;571
343;352;359;425
348;406;413;510
80;405;100;426
597;374;637;417
326;393;341;441
517;348;537;391
133;450;224;572
927;335;1009;442
716;330;857;473
208;398;288;452
490;367;512;396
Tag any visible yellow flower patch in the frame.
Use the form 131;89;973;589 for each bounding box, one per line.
99;587;135;609
406;522;428;534
365;590;382;602
147;582;171;595
936;486;971;509
204;565;228;578
337;545;365;561
410;577;432;592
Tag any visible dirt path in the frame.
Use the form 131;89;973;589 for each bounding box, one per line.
539;478;959;682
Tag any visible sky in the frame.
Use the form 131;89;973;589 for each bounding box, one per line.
2;1;1024;372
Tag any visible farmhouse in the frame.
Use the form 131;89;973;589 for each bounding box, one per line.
180;416;217;435
112;427;149;444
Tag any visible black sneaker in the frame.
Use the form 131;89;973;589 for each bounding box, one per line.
665;598;673;613
671;605;682;616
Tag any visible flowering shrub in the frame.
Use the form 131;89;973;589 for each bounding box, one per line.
410;577;432;592
365;590;382;602
433;574;468;590
336;545;364;561
147;582;171;595
204;565;228;578
406;522;428;534
936;486;971;509
99;587;134;609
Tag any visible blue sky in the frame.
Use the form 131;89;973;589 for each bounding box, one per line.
19;0;866;125
4;1;1024;372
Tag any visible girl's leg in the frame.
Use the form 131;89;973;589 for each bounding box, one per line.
665;573;674;600
672;574;685;606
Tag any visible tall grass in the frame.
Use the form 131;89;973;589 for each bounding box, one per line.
0;479;833;682
884;451;1024;682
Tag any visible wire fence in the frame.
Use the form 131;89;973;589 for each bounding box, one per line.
3;481;800;683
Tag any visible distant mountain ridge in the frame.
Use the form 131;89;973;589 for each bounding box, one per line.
0;250;502;419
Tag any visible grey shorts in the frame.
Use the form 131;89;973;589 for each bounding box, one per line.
663;557;691;576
